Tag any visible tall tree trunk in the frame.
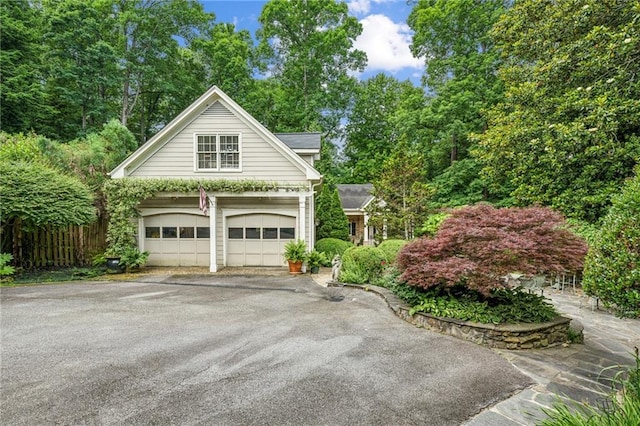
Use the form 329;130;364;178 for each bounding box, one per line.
121;71;129;126
450;133;458;164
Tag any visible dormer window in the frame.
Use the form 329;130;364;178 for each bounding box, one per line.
195;134;240;171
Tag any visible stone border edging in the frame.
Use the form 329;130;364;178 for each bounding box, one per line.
328;281;572;350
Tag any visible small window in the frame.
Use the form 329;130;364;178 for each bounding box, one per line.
180;227;194;239
280;227;295;239
195;134;239;171
145;227;160;238
228;227;243;239
162;227;177;238
197;227;210;238
263;228;278;239
246;227;261;239
349;222;357;236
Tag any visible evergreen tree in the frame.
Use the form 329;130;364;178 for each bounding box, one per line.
315;185;349;241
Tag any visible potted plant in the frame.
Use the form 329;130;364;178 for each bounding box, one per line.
283;239;308;274
307;250;328;274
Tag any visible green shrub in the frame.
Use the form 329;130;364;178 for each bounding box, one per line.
119;247;149;271
377;239;408;264
339;246;386;284
415;212;450;238
583;171;640;318
315;238;353;264
0;253;16;279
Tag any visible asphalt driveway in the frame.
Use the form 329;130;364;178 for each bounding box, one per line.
1;275;531;425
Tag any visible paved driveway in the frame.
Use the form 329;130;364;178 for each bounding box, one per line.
1;275;531;425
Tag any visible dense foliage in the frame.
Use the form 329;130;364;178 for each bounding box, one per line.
583;171;640;318
315;185;349;241
377;240;408;264
475;0;640;222
397;205;588;295
314;238;354;262
339;246;386;285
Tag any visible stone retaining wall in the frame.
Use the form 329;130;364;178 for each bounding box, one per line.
333;282;572;350
396;307;571;349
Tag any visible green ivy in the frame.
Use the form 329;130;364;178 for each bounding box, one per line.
103;178;307;255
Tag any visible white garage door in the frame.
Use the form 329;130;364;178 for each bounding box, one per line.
227;214;296;266
144;214;210;266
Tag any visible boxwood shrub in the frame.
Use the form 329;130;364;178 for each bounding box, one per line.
315;238;353;265
377;239;408;264
340;246;386;284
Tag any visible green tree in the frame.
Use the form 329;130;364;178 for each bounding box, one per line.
409;0;508;172
0;0;49;134
475;0;640;222
583;170;640;318
42;0;120;138
315;185;349;241
256;0;366;135
367;141;434;240
343;74;425;183
191;22;257;107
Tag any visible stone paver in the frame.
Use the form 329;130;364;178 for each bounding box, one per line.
465;289;640;425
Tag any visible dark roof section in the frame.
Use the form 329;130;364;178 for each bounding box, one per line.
275;132;321;151
337;184;374;210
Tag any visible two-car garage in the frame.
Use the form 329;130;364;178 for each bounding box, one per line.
143;213;297;267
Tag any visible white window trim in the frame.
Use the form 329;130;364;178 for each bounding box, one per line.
193;133;242;172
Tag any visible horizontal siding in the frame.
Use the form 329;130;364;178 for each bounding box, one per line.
130;101;309;183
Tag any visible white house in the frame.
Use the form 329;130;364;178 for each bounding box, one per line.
109;86;322;271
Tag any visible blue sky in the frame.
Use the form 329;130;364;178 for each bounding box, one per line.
199;0;424;85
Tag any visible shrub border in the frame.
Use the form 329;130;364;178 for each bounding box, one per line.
330;281;572;350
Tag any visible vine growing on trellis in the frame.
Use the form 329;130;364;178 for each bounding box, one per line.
103;178;307;255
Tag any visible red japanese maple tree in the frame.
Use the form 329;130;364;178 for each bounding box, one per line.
397;204;588;295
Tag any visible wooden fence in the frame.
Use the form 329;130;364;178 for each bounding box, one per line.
8;219;108;269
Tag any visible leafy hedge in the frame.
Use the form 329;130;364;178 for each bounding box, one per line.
314;238;353;263
377;239;408;264
583;171;640;317
339;246;386;284
104;177;306;255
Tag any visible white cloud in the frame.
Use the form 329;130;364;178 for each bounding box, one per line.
348;0;372;15
354;14;423;73
347;0;396;16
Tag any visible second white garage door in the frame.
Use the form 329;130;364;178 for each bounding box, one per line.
226;214;296;266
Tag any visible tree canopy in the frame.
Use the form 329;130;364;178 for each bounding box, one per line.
474;0;640;222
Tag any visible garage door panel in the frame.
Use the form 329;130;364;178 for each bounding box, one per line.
144;214;210;267
225;213;295;267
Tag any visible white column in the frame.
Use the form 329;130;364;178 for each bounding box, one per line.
298;195;306;244
209;195;217;272
363;212;369;244
138;217;145;252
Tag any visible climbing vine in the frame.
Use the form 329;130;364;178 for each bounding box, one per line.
103;178;307;255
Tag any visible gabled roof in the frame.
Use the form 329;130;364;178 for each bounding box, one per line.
109;86;322;180
337;184;374;211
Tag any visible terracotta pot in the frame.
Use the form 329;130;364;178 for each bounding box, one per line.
287;260;303;274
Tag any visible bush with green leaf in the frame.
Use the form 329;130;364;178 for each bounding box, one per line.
415;212;450;238
315;238;353;264
118;247;149;271
0;253;16;280
339;246;386;284
583;171;640;318
377;239;408;264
